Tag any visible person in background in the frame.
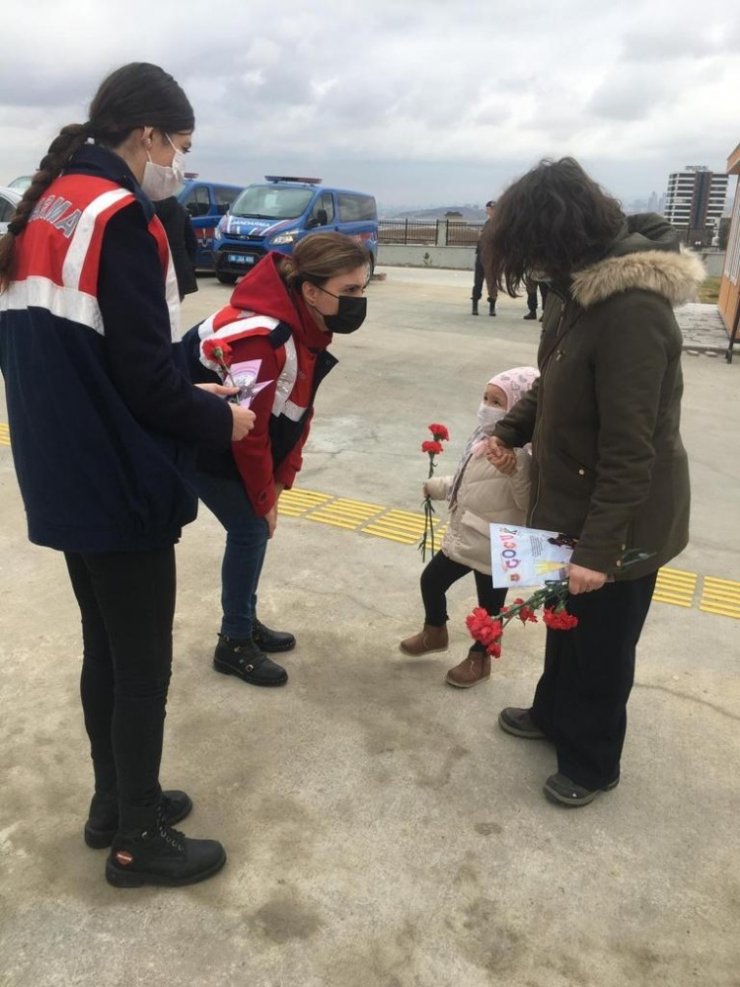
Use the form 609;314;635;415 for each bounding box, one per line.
483;157;698;807
471;199;497;316
154;195;198;301
523;275;548;321
184;232;370;688
0;62;254;888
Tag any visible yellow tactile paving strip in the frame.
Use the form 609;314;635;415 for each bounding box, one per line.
282;488;739;620
0;426;738;619
699;577;740;620
653;567;698;608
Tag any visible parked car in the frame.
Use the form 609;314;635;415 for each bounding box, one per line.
176;179;244;271
7;175;33;192
0;186;22;235
212;176;378;284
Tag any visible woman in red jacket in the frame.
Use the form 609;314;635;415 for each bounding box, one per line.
184;232;371;686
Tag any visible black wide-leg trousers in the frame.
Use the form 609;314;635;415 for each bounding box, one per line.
531;572;657;789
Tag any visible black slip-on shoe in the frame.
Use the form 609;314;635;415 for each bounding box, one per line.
543;773;620;807
498;707;546;739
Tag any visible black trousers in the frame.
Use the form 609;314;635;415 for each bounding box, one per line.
421;550;507;651
65;548;176;830
531;572;657;789
526;280;549;313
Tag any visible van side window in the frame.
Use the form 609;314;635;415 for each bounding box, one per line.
215;186;240;215
309;192;335;227
182;185;211;218
337;193;377;222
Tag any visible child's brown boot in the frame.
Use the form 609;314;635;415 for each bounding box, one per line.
399;623;449;656
445;648;491;688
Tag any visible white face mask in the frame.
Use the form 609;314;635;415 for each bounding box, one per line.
477;403;506;430
141;135;185;201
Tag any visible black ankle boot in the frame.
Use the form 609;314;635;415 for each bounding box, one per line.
471;298;479;316
85;789;193;849
523;310;537;320
488;298;496;316
213;634;288;686
252;618;296;653
105;807;226;888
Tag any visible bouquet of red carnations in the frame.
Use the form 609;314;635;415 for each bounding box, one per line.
419;423;449;562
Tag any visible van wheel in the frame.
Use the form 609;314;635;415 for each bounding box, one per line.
217;272;237;285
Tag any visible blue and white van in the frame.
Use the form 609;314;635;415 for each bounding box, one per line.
176;179;244;270
212;176;378;284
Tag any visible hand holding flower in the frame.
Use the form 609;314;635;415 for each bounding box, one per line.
417;423;450;561
566;563;608;595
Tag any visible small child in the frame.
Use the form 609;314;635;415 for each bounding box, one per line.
400;366;539;687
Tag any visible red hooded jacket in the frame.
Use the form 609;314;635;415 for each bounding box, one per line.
184;253;335;516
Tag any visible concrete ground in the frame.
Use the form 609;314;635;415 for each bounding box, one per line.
1;267;739;987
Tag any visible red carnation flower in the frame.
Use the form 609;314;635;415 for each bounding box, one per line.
542;607;579;630
428;423;450;442
422;440;444;455
202;338;233;364
465;608;503;650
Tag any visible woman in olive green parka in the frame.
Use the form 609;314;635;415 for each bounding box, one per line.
483;158;701;807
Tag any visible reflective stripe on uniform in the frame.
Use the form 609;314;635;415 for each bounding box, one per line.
0;275;104;334
273;336;299;418
62;188;132;289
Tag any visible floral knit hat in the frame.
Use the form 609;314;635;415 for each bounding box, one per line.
488;365;539;411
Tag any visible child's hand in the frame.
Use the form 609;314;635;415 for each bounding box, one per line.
486;438;517;476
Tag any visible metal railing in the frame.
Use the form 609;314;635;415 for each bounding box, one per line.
378;219;484;246
445;220;483;246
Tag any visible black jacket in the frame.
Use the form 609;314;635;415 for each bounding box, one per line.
0;145;232;553
154;196;198;298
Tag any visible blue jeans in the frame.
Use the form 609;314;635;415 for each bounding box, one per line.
194;472;269;639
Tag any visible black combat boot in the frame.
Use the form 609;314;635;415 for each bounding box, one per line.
471;298;479;315
488;297;496;316
105;804;226;888
85;789;193;849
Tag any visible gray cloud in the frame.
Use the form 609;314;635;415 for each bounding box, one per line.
1;0;738;208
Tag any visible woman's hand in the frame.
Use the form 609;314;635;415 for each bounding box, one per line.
485;437;517;476
229;405;256;440
265;503;278;539
194;383;256;440
567;563;608;595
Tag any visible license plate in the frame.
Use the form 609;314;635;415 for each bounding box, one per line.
228;254;254;265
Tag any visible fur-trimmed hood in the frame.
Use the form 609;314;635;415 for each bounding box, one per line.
570;213;706;309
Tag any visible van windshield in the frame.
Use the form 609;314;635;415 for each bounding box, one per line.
231;185;314;220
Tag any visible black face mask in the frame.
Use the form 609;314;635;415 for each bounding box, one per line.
314;286;367;334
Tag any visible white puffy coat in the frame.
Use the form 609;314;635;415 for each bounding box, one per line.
426;448;531;574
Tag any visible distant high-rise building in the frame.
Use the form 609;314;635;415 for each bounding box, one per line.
663;166;729;245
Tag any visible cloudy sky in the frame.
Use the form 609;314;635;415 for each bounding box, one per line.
1;0;738;210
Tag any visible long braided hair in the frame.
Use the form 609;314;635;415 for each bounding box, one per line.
0;62;194;290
